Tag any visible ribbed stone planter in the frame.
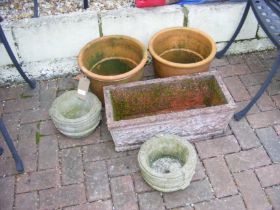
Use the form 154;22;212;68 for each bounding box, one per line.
104;72;236;152
138;134;197;192
49;90;102;138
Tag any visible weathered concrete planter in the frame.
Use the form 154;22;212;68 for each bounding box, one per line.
104;72;236;151
138;134;197;192
49;90;102;138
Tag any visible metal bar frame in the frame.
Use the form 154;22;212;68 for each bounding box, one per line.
234;50;280;120
0;118;24;173
216;0;251;58
83;0;89;9
33;0;38;17
32;0;89;17
0;17;36;174
0;23;36;88
216;0;280;120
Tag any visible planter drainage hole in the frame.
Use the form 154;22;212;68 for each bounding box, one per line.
151;156;183;174
160;49;204;64
90;57;137;76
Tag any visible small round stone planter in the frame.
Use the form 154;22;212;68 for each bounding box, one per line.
49;90;102;138
149;27;216;77
138;134;197;192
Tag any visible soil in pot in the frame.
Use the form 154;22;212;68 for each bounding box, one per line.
110;75;226;121
160;49;204;64
90;58;137;76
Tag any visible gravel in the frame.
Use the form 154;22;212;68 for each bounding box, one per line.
151;156;183;174
0;0;135;21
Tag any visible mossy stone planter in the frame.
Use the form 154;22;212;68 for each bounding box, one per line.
138;134;197;192
49;90;102;138
149;27;216;77
104;72;236;151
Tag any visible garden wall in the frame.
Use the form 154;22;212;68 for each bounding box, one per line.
0;2;274;85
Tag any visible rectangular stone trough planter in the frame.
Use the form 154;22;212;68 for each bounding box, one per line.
104;72;236;152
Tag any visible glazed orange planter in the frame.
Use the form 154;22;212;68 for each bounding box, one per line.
78;35;148;102
149;27;216;78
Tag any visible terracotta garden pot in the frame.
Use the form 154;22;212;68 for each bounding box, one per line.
78;35;148;102
148;27;216;77
138;134;197;192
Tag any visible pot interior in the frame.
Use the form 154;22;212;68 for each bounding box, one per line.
151;29;213;64
147;139;187;174
56;94;92;119
110;75;227;121
81;37;144;76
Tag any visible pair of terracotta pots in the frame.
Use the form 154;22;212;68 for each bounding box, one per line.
78;27;216;102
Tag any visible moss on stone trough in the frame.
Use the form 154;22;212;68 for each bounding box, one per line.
111;75;226;121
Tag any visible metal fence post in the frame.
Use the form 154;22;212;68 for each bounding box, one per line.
33;0;38;17
83;0;89;9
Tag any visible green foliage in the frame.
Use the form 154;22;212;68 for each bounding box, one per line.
20;93;33;99
35;131;43;144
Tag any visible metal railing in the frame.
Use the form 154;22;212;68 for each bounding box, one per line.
32;0;89;18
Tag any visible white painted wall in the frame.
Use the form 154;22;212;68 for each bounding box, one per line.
101;5;184;47
187;3;258;42
0;2;275;85
0;2;270;66
12;11;100;63
257;26;267;38
0;27;20;66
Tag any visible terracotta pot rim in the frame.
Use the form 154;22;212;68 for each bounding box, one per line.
148;27;217;68
78;35;148;81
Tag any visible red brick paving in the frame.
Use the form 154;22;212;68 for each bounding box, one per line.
194;195;246;210
111;175;138;210
255;164;280;187
247;85;276;111
15;191;38;210
223;76;250;102
203;156;237;198
195;135;240;159
0;51;280;210
138;192;165;210
234;170;272;210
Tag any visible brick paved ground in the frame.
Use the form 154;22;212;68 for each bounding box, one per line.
1;50;280;210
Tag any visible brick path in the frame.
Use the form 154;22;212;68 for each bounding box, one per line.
1;50;280;210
